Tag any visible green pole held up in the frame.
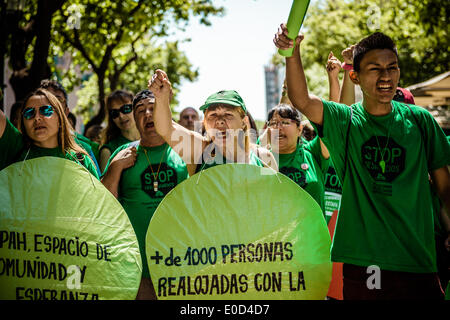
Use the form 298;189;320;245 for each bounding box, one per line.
278;0;311;57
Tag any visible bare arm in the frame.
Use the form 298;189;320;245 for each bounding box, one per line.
99;148;112;173
431;166;450;222
339;45;356;106
149;70;207;173
274;24;323;125
255;146;278;172
326;52;341;103
0;109;6;138
101;147;137;198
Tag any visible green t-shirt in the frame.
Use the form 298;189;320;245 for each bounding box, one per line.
195;145;265;173
100;135;132;155
75;132;100;161
0;118;99;179
273;137;329;215
103;142;189;278
311;99;450;273
323;160;342;224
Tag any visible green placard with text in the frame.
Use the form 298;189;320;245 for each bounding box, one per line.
147;164;332;300
0;157;141;300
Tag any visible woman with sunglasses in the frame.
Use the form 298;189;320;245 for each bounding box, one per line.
148;70;277;176
260;104;329;215
99;90;140;173
0;89;98;178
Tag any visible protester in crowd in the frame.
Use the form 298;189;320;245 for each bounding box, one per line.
323;45;355;301
274;25;450;299
148;69;277;176
261;104;329;214
8;101;23;129
332;43;450;293
99;89;140;173
178;106;200;132
85;124;103;161
39;79;101;174
323;46;357;223
301;120;316;142
85;124;103;145
0;88;98;178
101;89;188;300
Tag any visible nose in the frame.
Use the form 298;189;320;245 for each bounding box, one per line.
215;118;226;126
379;68;391;80
144;108;153;118
34;110;42;121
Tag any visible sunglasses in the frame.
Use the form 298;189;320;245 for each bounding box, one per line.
109;104;132;119
22;105;55;120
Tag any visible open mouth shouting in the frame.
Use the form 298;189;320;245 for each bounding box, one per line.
216;130;228;140
145;121;155;129
376;82;394;94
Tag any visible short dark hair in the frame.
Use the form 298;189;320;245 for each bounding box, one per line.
132;89;155;110
39;79;68;101
267;104;302;125
353;32;398;72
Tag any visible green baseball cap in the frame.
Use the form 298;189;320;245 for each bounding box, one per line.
199;90;247;113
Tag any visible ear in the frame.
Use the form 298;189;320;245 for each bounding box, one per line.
297;123;303;138
243;115;249;130
349;71;360;85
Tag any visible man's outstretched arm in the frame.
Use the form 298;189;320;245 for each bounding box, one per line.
274;23;324;125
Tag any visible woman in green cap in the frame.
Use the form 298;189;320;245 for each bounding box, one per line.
148;69;277;176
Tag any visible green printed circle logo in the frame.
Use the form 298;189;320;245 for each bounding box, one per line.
0;157;141;300
361;136;406;182
279;166;307;188
141;163;178;198
324;166;342;194
147;164;332;300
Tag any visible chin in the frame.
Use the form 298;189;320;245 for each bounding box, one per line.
378;97;394;105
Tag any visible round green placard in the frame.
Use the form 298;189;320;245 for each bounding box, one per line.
0;157;141;300
147;164;331;300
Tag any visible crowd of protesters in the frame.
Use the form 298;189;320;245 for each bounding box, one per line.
1;24;449;300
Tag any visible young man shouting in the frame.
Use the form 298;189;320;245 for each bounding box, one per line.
274;25;450;299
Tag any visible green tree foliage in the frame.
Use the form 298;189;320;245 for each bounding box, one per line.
3;0;223;127
4;0;66;102
73;39;198;122
51;0;223;130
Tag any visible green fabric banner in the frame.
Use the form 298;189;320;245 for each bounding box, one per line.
147;164;332;300
0;157;141;300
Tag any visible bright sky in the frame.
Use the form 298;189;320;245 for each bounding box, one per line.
171;0;294;121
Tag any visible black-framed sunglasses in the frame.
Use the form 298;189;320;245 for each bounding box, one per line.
22;105;54;120
109;104;132;119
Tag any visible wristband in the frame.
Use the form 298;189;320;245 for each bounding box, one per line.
342;62;353;71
